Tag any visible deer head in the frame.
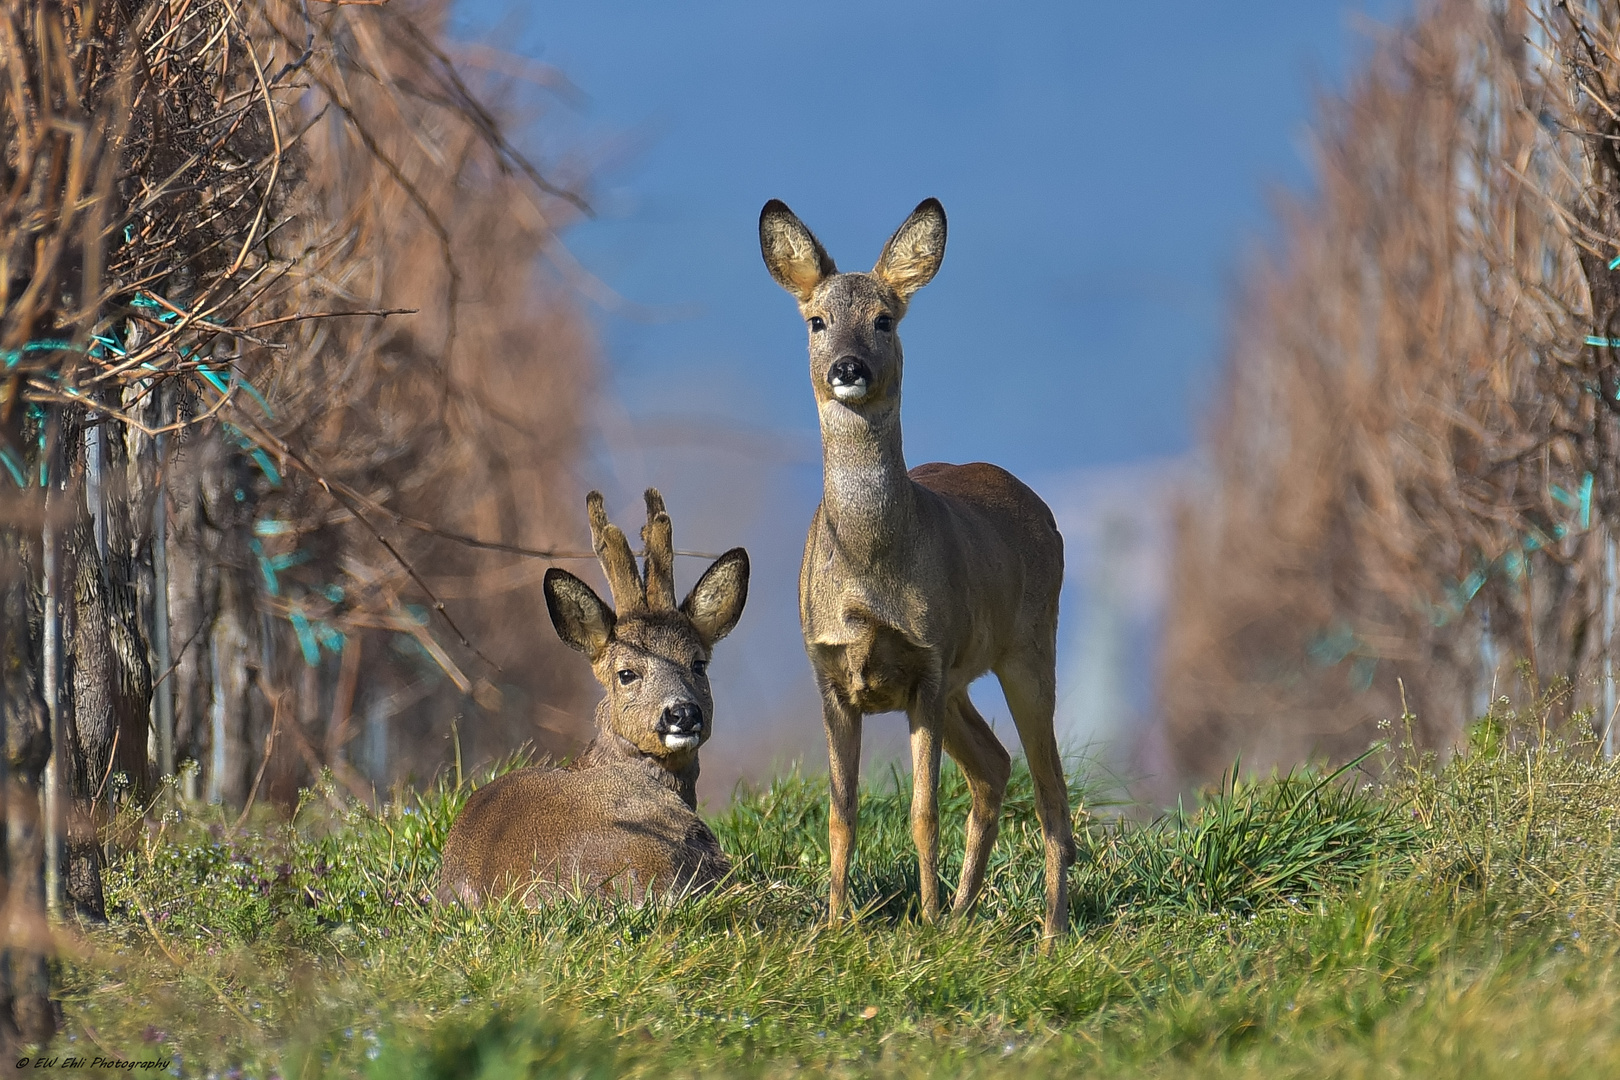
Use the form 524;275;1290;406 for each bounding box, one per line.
759;198;947;414
543;490;749;774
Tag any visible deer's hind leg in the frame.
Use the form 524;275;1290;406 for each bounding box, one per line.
995;651;1074;942
944;692;1011;919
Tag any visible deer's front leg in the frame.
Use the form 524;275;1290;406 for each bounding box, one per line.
821;689;863;924
908;688;947;924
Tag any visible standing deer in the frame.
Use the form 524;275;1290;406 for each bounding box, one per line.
437;490;749;904
759;198;1074;940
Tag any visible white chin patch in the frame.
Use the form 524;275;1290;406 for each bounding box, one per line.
831;382;868;402
662;733;701;750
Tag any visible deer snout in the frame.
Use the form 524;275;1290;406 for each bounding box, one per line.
657;702;705;750
828;357;872;401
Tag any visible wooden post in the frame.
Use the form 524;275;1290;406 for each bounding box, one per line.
1605;533;1616;759
39;414;62;917
1476;606;1498;723
85;416;104;563
153;385;175;780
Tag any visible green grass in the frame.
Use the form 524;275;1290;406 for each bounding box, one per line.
52;694;1620;1078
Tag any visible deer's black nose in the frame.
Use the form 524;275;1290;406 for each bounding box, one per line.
659;702;704;735
828;357;872;387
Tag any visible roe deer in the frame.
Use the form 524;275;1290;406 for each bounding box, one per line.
759;198;1074;940
437;489;749;904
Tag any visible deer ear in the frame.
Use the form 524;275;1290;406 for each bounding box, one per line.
873;198;946;299
680;548;749;647
760;200;836;302
544;568;615;658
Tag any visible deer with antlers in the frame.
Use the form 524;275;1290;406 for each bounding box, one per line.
437;490;749;904
760;198;1074;940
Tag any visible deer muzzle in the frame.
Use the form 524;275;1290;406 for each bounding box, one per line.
828;357;872;401
657;702;705;750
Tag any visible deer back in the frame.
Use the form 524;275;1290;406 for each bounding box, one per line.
435;760;730;905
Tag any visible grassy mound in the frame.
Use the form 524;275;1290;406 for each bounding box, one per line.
58;707;1620;1077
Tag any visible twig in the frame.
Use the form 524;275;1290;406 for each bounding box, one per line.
252;673;373;803
233;306;415;331
234;688;283;829
92;727;121;804
147;620;207;692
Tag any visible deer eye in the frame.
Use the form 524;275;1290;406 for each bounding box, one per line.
808;316;826;333
874;314;894;332
616;669;638;686
692;659;709;678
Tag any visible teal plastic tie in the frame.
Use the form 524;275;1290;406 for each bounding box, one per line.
268;550;310;572
249;539;280;595
222;423;283;487
198;359;277;420
1350;655;1378;694
198;363;275;420
2;339;78;369
315;621;346;653
288;607;320;667
237;378;275;420
1458;569;1486;603
1581;472;1594;531
0;446;27;489
1307;621;1357;666
247;447;282;486
196;366;231;396
130;293;181;322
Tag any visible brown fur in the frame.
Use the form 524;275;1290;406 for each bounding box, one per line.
761;198;1075;941
436;759;729;904
437;490;748;905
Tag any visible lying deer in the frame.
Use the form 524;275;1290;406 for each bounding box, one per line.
437;490;749;904
760;198;1075;940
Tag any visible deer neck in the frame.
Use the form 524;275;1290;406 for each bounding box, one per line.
575;700;700;809
817;397;916;559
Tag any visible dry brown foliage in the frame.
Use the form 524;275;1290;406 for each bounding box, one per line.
0;0;613;1040
1;0;604;939
1164;0;1620;779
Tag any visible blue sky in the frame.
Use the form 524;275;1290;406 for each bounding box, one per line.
455;0;1409;477
448;0;1413;795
